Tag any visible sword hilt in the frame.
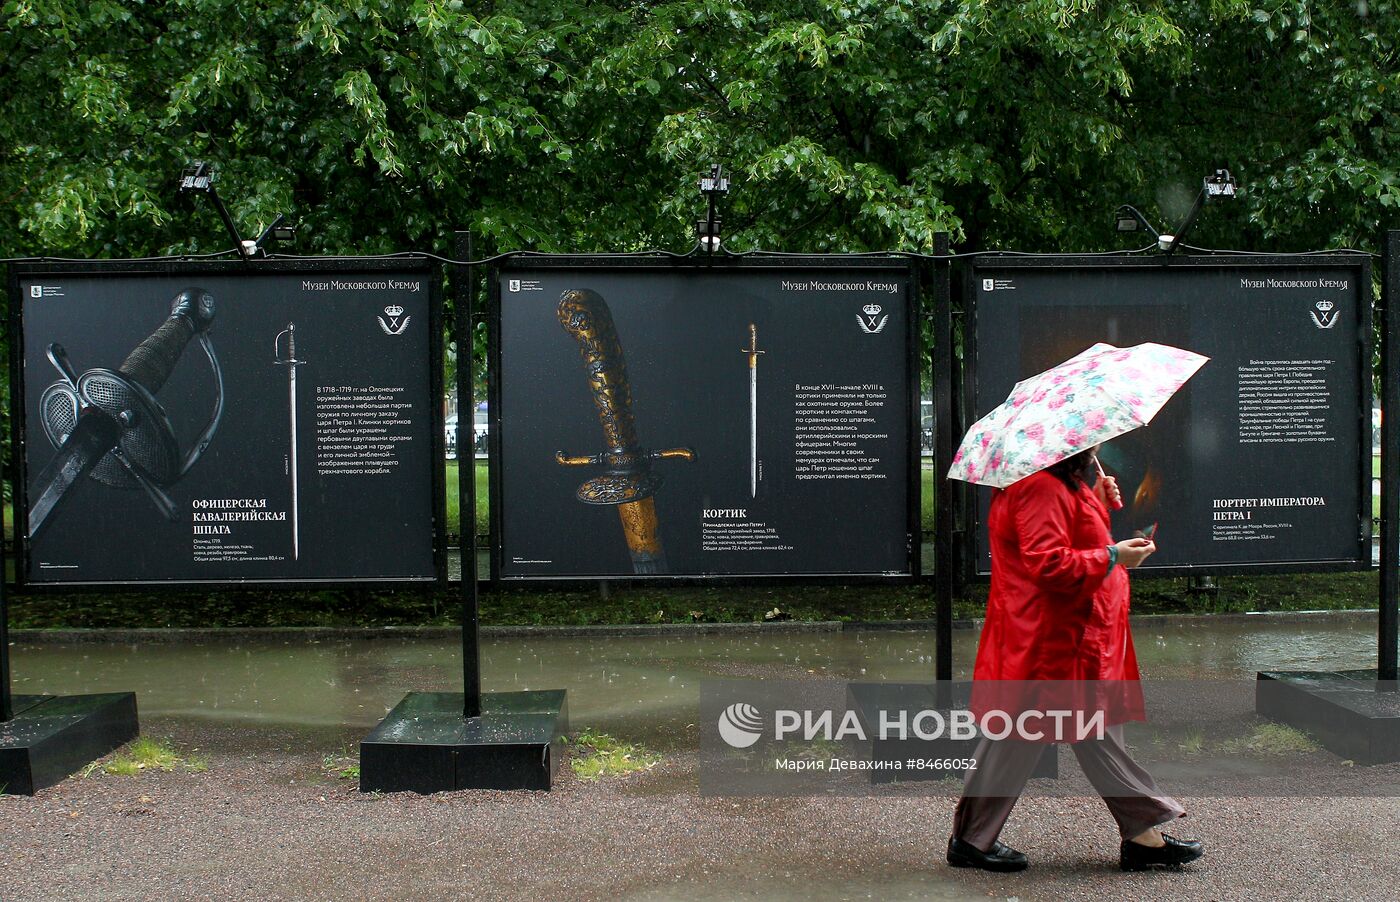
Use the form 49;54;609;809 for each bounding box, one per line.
117;288;215;395
552;447;697;505
557;288;641;454
556;288;694;505
556;448;696;467
274;322;305;367
742;322;765;367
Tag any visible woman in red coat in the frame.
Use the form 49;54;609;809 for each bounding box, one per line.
946;446;1204;873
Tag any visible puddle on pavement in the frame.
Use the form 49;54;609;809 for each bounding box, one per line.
8;617;1378;750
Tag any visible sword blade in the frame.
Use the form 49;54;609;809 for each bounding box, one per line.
750;366;758;497
288;363;299;561
615;497;667;575
27;411;122;540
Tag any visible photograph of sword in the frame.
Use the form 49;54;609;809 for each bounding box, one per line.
741;322;765;498
554;288;695;575
274;323;304;560
28;288;217;540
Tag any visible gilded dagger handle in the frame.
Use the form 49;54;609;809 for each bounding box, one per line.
742;322;765;367
557;288;640;456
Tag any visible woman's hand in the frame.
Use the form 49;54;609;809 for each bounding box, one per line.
1094;474;1124;511
1115;537;1156;569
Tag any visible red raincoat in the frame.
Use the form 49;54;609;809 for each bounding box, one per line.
970;469;1145;733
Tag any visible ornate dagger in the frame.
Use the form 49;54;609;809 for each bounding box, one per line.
554;289;695;574
741;323;765;498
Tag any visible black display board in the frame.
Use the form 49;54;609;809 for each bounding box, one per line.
492;257;918;580
10;260;445;586
968;256;1372;575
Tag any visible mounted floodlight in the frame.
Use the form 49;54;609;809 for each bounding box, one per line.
1114;168;1240;255
255;214;297;251
695;164;729;253
177;161;292;259
1203;168;1238;201
1162;168;1239;254
179;162;215;194
1114;204;1160;238
699;165;730;197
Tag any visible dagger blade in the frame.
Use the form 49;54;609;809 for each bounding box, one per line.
750;365;758;497
742;323;765;499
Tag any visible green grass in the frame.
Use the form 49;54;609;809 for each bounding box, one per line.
6;567;1380;630
1374;454;1381;522
1219;723;1321;756
86;737;207;777
567;730;662;782
1176;729;1207;756
321;751;361;781
444;459;490;539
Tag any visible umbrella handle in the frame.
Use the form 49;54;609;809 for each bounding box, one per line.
1093;455;1125;511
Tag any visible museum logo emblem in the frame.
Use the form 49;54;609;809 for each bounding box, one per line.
718;702;765;748
377;304;412;336
1309;299;1338;330
858;303;889;334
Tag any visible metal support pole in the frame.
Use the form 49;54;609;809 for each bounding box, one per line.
931;233;954;700
0;550;11;721
453;231;484;717
1380;231;1400;686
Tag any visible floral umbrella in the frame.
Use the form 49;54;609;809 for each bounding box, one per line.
948;342;1209;488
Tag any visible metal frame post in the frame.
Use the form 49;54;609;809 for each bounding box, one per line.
453;231;483;717
931;233;954;691
0;555;11;721
1381;231;1399;685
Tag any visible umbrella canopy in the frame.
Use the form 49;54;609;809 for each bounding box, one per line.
948;342;1209;489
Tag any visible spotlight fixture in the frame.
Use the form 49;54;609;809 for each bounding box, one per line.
1113;168;1239;254
256;214;296;249
695;164;730;253
1114;205;1159;239
178;161;294;258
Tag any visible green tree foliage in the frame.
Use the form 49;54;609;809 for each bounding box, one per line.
1;1;1397;394
5;0;1397;259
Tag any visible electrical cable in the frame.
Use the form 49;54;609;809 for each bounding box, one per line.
0;241;1381;267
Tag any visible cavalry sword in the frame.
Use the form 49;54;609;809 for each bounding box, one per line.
554;289;695;575
741;323;765;498
274;323;304;560
28;289;216;540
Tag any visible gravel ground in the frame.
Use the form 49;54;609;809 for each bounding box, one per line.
1;717;1396;902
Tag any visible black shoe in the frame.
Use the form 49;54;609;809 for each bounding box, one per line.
1119;833;1204;871
947;836;1029;872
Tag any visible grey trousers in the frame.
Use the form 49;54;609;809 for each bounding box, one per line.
952;724;1186;852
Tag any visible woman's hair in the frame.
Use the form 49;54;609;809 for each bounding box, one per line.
1045;447;1096;492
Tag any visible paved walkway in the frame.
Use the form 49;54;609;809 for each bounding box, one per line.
1;722;1396;901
